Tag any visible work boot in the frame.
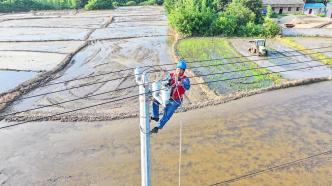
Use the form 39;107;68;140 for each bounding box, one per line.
150;117;159;122
150;127;159;134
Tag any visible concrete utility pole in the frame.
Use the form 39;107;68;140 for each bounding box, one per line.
135;67;151;186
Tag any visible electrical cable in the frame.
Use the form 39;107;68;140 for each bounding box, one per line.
209;149;332;186
36;46;332;87
1;49;331;105
1;57;331;118
0;63;329;130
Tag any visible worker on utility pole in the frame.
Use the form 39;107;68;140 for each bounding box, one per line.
150;59;191;134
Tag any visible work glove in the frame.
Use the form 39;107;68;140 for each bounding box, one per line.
150;127;159;134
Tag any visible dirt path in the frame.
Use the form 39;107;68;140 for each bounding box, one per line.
2;6;208;122
1;81;331;185
229;38;331;80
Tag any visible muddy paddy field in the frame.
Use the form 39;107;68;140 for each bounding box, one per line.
176;37;332;95
1;81;332;185
0;6;331;121
0;6;332;186
0;6;210;122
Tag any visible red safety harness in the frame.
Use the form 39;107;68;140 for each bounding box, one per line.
169;72;186;101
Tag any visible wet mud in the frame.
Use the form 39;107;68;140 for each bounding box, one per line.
0;70;39;94
176;38;281;95
1;81;331;185
1;6;209;121
279;15;332;28
0;41;84;54
0;27;90;42
1;7;331;124
0;17;108;29
290;37;332;58
0;51;68;71
0;7;113;112
229;38;331;80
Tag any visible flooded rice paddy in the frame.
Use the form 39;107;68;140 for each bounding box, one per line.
0;70;39;94
0;6;331;122
177;38;278;95
0;81;331;185
1;6;210;122
0;6;332;186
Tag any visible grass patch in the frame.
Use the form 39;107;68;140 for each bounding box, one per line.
278;37;332;67
176;37;282;95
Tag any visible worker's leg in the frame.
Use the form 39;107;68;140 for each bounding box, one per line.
151;99;160;120
156;100;181;129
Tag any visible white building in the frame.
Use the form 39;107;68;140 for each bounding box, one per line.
326;3;332;18
303;3;326;15
262;0;304;14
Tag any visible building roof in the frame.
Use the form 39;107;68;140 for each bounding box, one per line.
304;3;326;9
263;0;304;5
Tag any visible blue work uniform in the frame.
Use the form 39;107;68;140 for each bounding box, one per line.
152;73;190;129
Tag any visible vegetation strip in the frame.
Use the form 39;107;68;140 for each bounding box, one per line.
278;37;332;66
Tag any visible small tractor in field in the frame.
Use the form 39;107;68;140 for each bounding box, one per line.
248;39;267;56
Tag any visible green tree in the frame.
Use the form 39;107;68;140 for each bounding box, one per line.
168;0;218;36
262;18;280;37
266;5;272;18
238;21;263;36
234;0;263;23
164;0;177;13
209;0;231;11
125;0;135;5
217;1;256;35
198;0;231;11
85;0;113;10
76;0;88;7
217;15;237;35
221;1;255;25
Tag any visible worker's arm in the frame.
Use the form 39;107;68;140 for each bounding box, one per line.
182;77;190;90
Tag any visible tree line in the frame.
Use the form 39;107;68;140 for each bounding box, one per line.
0;0;162;12
0;0;280;37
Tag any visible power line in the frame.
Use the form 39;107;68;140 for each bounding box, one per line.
1;49;330;105
191;57;332;80
1;57;330;118
0;64;328;130
191;64;328;86
43;68;136;87
186;45;332;63
209;149;332;185
35;46;332;87
45;48;332;90
0;94;139;130
0;85;138;118
166;50;332;74
0;74;139;105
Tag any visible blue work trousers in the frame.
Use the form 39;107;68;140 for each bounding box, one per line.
152;99;181;129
